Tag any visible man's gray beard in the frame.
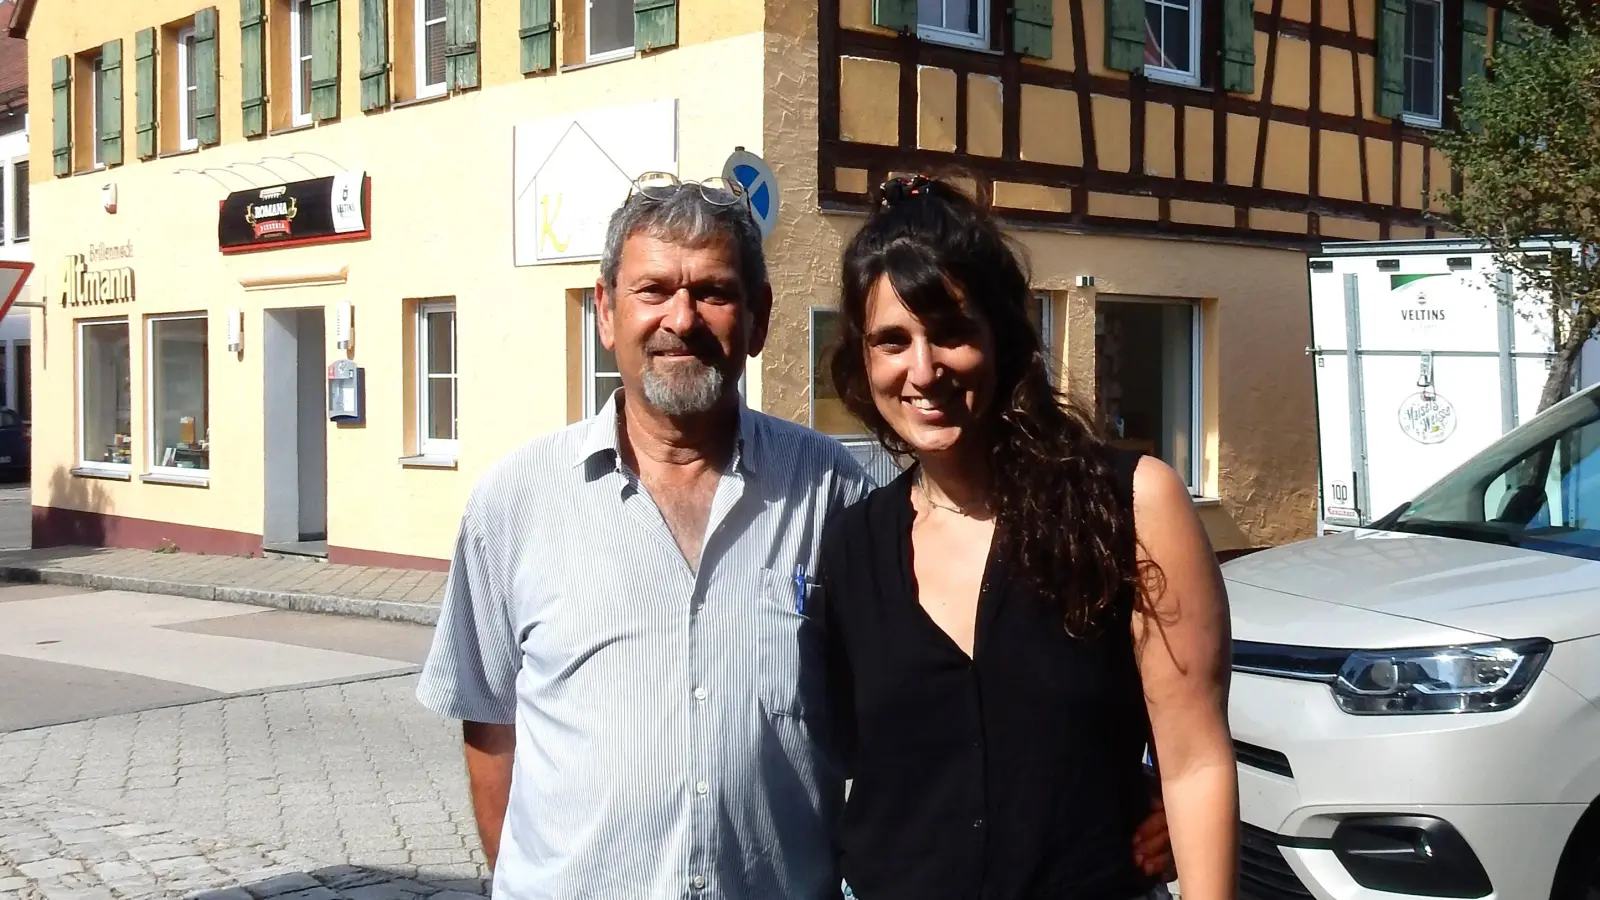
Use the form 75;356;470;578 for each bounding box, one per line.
640;358;726;416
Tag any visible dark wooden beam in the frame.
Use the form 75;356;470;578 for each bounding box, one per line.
1253;0;1286;190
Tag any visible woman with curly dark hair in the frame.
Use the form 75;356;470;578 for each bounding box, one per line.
820;175;1237;900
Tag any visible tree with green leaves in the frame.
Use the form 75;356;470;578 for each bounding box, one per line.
1433;1;1600;412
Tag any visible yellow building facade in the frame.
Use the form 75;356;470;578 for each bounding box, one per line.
18;0;1514;565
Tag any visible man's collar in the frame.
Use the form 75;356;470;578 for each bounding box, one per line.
571;388;758;477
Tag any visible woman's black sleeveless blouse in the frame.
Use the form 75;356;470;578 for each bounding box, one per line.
819;450;1158;900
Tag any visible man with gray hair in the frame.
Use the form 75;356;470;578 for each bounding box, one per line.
415;174;872;900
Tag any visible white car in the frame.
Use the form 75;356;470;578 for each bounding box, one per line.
1222;383;1600;900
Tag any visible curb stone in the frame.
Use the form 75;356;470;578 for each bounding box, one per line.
0;565;440;626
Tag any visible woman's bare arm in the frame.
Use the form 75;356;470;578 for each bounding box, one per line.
1129;456;1238;900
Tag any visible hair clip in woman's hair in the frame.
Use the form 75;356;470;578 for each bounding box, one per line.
879;173;934;208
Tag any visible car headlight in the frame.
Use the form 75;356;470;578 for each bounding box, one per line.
1333;639;1552;715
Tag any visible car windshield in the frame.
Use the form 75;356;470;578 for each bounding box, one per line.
1372;384;1600;560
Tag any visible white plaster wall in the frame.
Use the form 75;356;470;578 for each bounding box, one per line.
0;110;31;419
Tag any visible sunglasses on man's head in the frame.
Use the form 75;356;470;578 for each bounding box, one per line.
629;171;753;213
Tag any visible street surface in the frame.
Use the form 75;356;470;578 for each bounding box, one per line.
0;579;490;900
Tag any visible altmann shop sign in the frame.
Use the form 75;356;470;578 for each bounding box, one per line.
58;251;135;308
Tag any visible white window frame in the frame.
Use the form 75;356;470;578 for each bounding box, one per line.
587;0;637;63
177;27;198;149
1144;0;1204;87
91;54;104;169
10;157;27;244
290;0;314;126
417;301;458;458
583;291;623;417
77;318;132;475
416;0;448;98
1401;0;1445;128
145;314;211;480
918;0;991;50
1097;297;1204;495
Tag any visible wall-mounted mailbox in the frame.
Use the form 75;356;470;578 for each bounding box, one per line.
328;359;364;424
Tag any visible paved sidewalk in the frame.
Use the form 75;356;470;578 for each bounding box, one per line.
0;548;446;625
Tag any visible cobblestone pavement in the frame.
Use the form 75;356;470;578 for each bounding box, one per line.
0;675;490;899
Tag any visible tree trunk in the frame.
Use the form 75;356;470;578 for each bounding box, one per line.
1537;328;1588;412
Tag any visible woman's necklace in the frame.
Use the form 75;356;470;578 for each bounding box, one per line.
917;469;984;517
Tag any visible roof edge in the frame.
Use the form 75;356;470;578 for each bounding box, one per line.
6;0;33;39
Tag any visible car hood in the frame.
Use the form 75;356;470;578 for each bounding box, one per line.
1222;529;1600;643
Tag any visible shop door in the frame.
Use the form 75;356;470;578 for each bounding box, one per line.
263;308;328;555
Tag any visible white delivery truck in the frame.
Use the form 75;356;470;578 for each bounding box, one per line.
1308;238;1596;533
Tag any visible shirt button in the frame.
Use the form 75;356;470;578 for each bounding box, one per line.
973;818;984;828
695;780;709;795
693;687;708;701
691;875;706;890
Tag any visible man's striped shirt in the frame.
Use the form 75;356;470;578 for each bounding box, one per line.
416;391;874;900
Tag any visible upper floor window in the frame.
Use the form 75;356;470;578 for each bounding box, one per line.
919;0;990;49
1145;0;1202;86
418;0;447;97
12;160;28;243
291;0;314;125
86;51;105;169
177;27;198;149
589;0;637;61
1403;0;1443;126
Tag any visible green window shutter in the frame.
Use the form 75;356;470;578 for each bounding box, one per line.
521;0;555;73
1221;0;1257;92
360;0;390;111
241;0;266;136
1105;0;1143;72
635;0;677;52
1376;0;1406;118
195;7;221;145
51;55;70;176
1497;8;1528;50
1011;0;1053;58
1461;0;1488;108
135;29;157;159
311;0;341;120
445;0;479;91
100;40;123;166
872;0;915;32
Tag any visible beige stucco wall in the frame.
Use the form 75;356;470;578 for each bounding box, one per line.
762;0;1316;551
28;1;766;561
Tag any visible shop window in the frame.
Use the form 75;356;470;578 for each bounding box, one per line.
16;343;29;424
290;0;314;125
417;0;448;97
148;315;210;475
177;27;198;149
589;0;636;60
417;302;457;456
919;0;990;49
1095;298;1201;492
1145;0;1202;86
582;290;623;416
78;320;132;472
1403;0;1443;126
12;160;26;242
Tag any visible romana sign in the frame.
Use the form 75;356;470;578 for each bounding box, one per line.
58;254;135;308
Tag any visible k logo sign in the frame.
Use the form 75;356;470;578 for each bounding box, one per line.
723;149;779;242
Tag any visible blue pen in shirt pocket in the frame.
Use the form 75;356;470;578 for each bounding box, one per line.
792;564;807;615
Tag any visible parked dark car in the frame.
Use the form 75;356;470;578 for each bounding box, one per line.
0;407;29;479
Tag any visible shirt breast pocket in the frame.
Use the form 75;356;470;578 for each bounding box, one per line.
756;566;825;719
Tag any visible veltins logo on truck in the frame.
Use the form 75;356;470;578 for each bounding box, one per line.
1399;391;1457;444
1392;273;1449;332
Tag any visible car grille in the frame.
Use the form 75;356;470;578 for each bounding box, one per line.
1239;822;1316;900
1235;740;1294;778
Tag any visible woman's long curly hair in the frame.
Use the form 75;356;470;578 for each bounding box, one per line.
830;175;1150;635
